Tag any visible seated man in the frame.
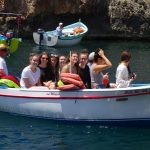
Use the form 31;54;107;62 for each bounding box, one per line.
79;49;91;89
56;22;64;36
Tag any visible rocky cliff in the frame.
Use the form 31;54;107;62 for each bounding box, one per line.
1;0;150;39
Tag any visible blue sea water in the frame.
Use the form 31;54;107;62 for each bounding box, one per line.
1;112;150;150
0;39;150;150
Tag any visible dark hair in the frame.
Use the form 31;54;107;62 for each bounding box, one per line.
50;54;59;68
50;54;59;81
80;49;88;60
80;49;88;55
93;49;102;63
38;51;51;67
121;50;131;62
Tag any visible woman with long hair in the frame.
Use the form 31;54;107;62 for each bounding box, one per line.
50;54;59;82
38;52;53;85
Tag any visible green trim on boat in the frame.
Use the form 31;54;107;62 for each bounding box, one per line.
58;34;82;40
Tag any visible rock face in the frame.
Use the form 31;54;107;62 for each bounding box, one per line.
1;0;150;39
109;0;150;38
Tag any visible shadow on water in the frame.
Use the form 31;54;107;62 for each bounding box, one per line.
31;43;86;56
1;112;150;150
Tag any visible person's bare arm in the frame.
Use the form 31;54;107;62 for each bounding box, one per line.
23;78;32;88
93;49;112;72
99;49;112;67
93;64;111;72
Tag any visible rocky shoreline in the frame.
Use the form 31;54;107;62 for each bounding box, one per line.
1;0;150;39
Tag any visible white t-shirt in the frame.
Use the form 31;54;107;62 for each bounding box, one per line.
116;63;130;88
20;66;41;88
0;56;8;75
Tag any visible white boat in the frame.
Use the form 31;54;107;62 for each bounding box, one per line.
0;84;150;125
33;21;88;47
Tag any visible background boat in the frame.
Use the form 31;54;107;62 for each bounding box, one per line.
33;21;88;47
0;12;22;53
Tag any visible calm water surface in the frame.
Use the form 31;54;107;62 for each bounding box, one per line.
0;39;150;150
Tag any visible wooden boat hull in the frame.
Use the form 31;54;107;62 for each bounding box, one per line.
0;85;150;125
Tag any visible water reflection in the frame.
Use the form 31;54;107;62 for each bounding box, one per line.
32;43;86;55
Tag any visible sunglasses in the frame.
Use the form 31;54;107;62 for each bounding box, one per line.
41;57;48;60
51;54;59;57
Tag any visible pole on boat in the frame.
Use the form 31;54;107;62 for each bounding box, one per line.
70;51;72;73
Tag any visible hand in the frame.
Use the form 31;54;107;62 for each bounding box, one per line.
103;72;109;80
129;73;137;83
43;80;52;87
102;73;109;87
131;73;137;80
98;48;104;57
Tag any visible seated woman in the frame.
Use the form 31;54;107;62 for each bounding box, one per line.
50;54;59;82
61;50;79;74
38;52;54;86
20;53;41;88
90;48;112;88
116;50;136;88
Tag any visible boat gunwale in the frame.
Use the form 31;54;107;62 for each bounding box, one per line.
0;85;149;100
6;84;150;92
0;91;149;100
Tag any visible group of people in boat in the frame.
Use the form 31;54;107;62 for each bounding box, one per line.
0;43;136;89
